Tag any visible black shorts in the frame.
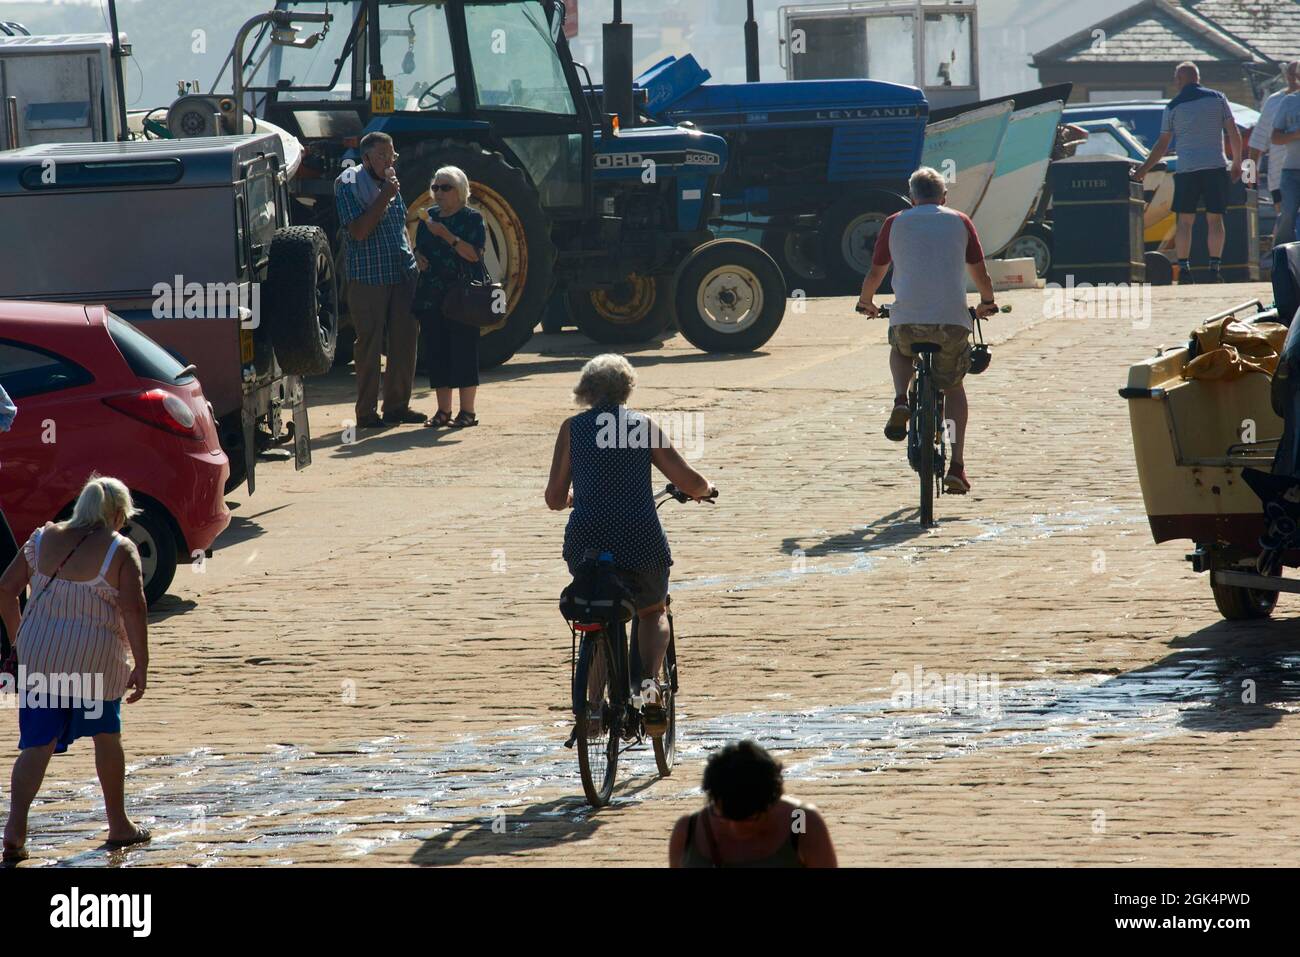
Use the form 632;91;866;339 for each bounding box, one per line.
1272;189;1284;205
566;559;670;613
1172;168;1230;215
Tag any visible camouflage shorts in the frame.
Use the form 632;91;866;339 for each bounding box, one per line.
888;324;972;391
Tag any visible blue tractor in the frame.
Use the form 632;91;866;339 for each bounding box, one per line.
632;52;929;295
239;0;787;362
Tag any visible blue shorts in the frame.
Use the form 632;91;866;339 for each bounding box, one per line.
18;698;122;753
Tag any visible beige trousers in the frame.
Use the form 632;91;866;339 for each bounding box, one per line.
348;275;418;420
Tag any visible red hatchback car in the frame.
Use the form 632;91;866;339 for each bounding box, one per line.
0;301;230;604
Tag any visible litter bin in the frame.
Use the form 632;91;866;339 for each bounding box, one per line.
1189;180;1259;282
1047;157;1145;285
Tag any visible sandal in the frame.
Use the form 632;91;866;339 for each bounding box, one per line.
425;409;454;428
451;411;479;428
105;827;151;850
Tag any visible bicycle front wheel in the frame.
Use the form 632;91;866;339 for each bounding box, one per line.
917;363;936;526
575;635;619;807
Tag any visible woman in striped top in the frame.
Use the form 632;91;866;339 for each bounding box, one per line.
0;476;150;864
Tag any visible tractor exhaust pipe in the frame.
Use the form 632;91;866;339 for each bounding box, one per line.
744;0;760;83
603;0;635;128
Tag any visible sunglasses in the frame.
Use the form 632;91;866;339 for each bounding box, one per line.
431;184;456;193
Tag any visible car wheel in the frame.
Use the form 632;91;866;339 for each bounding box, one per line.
122;504;179;607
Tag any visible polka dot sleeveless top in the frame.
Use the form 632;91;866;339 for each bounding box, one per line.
563;404;671;570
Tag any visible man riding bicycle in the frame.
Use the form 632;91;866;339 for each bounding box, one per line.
856;166;999;494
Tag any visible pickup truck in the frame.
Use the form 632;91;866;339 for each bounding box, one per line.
0;132;338;492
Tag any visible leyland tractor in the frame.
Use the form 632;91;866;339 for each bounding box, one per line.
232;0;787;363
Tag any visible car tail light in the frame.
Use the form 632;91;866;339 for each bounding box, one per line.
104;389;201;439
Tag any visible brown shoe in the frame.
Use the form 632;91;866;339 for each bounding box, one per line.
884;403;910;441
356;413;384;429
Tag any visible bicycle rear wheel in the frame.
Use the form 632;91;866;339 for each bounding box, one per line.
917;361;936;526
575;634;620;807
652;635;677;776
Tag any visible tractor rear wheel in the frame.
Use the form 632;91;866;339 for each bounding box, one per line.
400;140;554;369
820;195;909;293
760;217;835;297
568;274;672;344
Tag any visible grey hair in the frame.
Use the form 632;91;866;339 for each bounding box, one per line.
66;474;139;530
359;131;394;157
1175;61;1200;82
908;166;947;203
573;353;636;407
433;165;471;203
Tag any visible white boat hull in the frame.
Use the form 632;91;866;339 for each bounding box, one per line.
972;101;1064;255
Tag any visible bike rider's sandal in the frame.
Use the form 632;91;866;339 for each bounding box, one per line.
944;464;971;495
884;403;910;442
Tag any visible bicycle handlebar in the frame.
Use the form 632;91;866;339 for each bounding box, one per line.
865;303;1012;320
661;482;718;504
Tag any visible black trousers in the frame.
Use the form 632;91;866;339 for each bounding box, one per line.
416;285;480;390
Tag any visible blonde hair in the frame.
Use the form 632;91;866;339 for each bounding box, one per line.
433;165;471;204
573;353;636;407
66;474;139;530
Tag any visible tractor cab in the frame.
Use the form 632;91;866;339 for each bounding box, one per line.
236;1;782;365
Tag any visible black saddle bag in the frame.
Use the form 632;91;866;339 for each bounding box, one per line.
560;554;636;625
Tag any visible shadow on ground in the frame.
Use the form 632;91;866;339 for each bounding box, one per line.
410;778;660;866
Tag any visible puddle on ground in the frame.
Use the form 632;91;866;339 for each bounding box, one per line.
23;646;1299;866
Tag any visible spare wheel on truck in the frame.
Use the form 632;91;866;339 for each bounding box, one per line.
264;225;339;376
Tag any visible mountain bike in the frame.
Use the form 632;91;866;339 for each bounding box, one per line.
561;483;716;808
865;302;1007;526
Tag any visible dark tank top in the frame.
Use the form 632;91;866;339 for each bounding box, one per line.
680;810;803;868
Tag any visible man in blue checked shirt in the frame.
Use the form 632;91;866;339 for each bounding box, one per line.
336;131;425;428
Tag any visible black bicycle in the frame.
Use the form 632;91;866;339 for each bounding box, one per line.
560;483;715;807
865;302;1006;526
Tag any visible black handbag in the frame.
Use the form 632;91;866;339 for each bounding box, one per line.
443;255;505;329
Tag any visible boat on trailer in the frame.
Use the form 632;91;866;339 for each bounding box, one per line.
1123;243;1300;620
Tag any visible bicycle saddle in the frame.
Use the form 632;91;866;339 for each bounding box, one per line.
911;342;941;354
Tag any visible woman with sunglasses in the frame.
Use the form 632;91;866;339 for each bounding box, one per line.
413;166;486;429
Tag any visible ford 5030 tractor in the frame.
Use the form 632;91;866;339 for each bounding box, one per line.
226;0;787;363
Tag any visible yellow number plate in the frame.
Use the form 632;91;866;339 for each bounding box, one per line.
371;79;395;114
240;328;255;365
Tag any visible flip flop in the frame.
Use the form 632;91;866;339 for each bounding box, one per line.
2;843;29;865
105;827;151;849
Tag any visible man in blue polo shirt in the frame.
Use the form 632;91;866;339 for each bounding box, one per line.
1133;62;1243;283
335;131;424;428
1271;82;1300;246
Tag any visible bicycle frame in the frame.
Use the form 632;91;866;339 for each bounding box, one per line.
907;349;947;526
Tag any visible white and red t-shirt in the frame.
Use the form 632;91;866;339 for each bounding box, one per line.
872;203;985;330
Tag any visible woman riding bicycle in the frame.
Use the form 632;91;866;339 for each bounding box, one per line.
546;354;714;711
